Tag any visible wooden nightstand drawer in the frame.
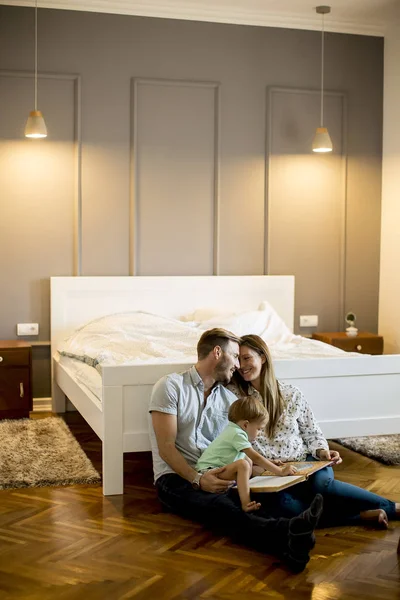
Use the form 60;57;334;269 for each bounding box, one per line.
312;332;383;355
0;348;30;367
0;341;32;419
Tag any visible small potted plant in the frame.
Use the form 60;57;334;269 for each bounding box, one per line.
345;312;358;337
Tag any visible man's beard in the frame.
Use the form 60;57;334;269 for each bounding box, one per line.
214;355;233;385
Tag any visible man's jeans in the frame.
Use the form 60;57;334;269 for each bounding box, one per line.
156;473;293;557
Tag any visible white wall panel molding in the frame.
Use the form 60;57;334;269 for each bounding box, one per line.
130;77;220;276
0;1;390;37
73;75;82;277
212;84;221;276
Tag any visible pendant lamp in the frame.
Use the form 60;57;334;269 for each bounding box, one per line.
25;0;47;138
312;6;332;153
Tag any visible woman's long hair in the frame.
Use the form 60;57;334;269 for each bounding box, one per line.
232;334;284;438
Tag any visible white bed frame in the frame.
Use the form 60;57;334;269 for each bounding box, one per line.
51;276;400;496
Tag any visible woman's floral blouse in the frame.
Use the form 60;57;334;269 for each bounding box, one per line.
227;381;329;461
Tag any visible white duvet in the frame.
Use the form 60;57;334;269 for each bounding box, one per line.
58;307;360;373
59;312;200;371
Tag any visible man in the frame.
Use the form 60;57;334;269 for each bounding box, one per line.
149;328;322;572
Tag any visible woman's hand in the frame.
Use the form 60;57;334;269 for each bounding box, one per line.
280;464;298;476
270;459;284;466
199;467;235;493
317;448;342;464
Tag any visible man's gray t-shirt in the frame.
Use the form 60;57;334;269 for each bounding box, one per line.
148;366;237;482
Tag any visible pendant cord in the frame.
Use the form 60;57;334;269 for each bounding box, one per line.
320;13;324;127
34;0;38;111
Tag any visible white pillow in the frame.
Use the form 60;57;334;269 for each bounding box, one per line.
197;309;268;337
196;302;293;345
257;301;293;344
179;307;235;322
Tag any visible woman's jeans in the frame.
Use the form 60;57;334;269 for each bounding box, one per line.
268;456;396;527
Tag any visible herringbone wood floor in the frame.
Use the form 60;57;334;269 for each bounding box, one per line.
0;412;399;600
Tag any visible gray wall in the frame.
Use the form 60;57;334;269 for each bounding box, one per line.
0;6;383;397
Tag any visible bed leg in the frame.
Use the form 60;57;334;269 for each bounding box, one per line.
102;386;124;495
52;380;66;413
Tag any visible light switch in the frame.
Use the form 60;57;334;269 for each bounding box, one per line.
299;315;318;328
17;323;39;336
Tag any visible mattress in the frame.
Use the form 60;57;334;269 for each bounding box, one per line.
58;309;362;374
57;353;103;401
57;334;360;403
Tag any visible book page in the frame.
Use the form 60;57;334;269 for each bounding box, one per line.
262;461;333;478
249;474;304;491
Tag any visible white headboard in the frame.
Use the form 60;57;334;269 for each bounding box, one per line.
51;275;295;351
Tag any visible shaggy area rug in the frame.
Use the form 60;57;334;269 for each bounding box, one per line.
0;417;101;490
334;434;400;465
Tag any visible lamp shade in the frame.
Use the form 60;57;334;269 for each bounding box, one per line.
25;110;47;138
312;127;332;153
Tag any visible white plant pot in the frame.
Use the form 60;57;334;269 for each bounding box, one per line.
346;327;358;337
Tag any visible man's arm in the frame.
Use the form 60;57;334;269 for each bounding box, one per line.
151;411;234;493
152;411;198;482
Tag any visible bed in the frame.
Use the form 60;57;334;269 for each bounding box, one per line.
51;275;400;495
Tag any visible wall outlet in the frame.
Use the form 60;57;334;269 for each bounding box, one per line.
299;315;318;328
17;323;39;336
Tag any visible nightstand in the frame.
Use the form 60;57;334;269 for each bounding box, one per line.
311;332;383;355
0;341;32;419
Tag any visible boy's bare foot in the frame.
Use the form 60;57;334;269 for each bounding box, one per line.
360;509;389;529
242;500;261;512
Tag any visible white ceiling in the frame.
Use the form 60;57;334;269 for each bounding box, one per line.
2;0;400;36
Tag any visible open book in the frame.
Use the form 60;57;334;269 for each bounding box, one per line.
249;461;334;493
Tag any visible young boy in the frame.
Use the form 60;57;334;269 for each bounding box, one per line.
196;397;298;512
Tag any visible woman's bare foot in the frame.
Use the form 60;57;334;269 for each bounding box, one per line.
242;501;261;512
360;509;389;529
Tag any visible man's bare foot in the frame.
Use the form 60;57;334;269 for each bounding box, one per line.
242;501;261;512
360;509;389;529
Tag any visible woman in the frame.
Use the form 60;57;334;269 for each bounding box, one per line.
227;334;399;528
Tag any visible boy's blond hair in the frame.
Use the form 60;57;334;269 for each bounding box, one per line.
228;396;269;424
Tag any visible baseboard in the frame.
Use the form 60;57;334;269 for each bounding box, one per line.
321;416;400;439
33;397;77;413
33;397;52;412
